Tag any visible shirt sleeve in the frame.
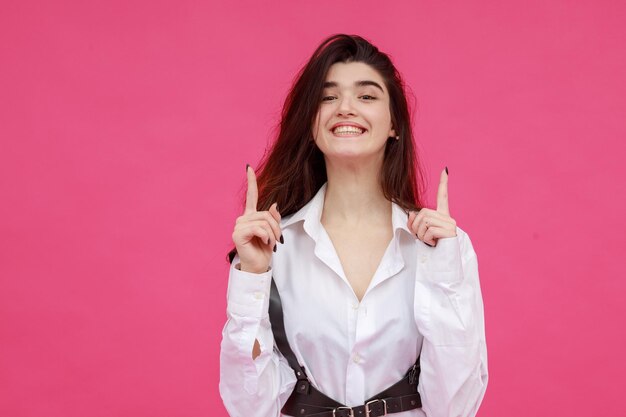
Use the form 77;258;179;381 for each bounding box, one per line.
413;226;489;417
219;254;297;417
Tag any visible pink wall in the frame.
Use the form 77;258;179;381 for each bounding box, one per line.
1;1;625;416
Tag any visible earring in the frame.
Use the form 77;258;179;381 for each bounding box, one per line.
395;135;400;140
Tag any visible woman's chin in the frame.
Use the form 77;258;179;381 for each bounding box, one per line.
322;146;385;162
316;135;387;160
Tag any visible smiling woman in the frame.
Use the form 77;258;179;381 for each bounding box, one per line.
220;34;488;417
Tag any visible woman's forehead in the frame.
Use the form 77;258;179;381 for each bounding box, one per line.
324;62;385;87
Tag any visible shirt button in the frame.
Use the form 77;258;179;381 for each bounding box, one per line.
420;255;428;263
351;303;359;310
353;354;361;363
254;291;264;300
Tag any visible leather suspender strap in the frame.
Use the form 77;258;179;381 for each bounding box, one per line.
268;278;301;371
269;276;423;417
269;278;345;408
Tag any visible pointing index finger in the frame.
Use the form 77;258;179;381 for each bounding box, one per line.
436;167;450;215
245;164;258;214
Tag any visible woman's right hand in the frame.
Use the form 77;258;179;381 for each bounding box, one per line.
231;164;283;273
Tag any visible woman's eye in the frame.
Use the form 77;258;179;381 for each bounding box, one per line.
322;95;376;101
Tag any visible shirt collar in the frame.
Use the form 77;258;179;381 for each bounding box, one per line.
281;182;414;240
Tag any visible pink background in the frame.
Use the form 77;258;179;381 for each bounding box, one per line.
1;1;625;416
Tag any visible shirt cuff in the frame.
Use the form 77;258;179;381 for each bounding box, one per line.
226;263;273;319
425;226;464;282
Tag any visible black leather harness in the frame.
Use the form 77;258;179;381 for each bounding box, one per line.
268;277;423;417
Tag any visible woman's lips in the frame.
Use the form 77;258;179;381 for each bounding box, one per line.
331;129;367;138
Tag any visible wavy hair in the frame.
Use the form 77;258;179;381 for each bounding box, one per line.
227;34;427;263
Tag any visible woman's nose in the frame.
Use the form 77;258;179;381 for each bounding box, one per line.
336;96;356;116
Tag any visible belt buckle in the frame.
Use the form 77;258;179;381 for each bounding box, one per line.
365;399;387;417
333;406;354;417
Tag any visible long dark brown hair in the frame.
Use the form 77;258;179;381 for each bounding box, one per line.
227;33;427;263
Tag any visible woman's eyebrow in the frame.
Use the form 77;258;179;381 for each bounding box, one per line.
323;80;385;93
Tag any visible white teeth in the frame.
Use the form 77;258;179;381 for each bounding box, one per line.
333;126;364;134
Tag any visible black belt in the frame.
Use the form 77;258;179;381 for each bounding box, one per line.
287;394;421;417
269;277;423;417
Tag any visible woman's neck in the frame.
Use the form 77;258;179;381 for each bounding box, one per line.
321;156;391;229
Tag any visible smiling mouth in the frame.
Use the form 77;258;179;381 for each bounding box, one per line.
331;127;367;137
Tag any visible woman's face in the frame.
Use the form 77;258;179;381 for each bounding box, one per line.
312;61;396;162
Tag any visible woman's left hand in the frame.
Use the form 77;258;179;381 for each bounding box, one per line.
408;167;457;247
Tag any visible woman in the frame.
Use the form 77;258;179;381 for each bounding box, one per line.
220;34;488;417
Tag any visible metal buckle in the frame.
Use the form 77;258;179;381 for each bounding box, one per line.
332;406;354;417
365;399;387;417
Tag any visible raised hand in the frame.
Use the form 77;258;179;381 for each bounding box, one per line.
231;164;283;273
408;167;457;247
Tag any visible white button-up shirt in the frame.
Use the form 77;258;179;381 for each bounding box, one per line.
220;182;488;417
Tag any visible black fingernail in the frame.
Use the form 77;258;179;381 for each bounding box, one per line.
424;241;434;247
280;235;284;244
246;163;250;172
445;166;449;175
273;244;277;252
